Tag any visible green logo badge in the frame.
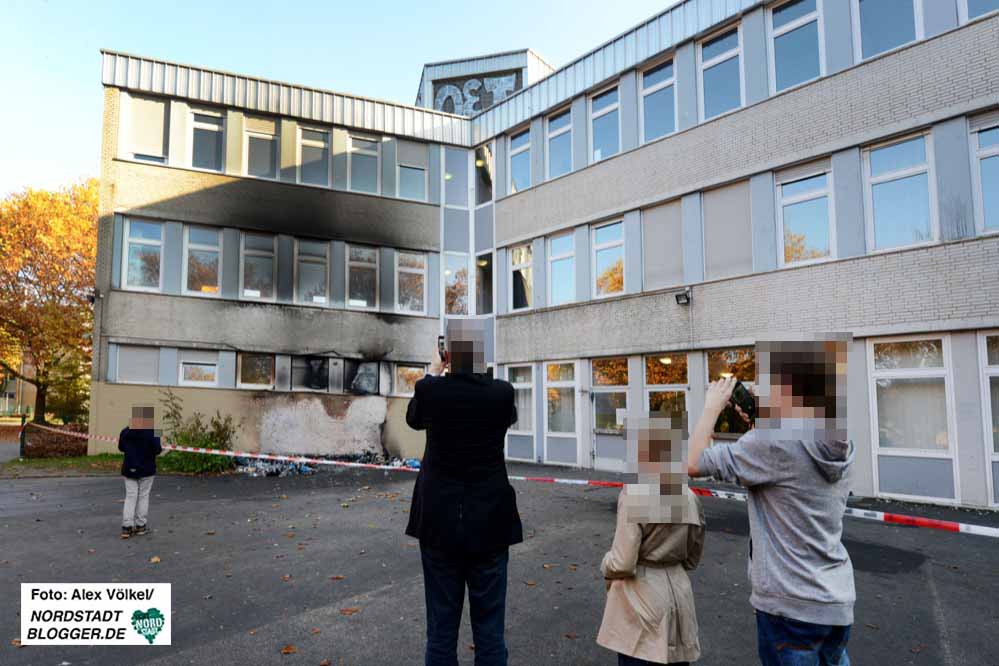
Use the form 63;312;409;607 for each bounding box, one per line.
131;608;165;644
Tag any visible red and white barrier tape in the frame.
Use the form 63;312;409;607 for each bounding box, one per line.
23;423;999;539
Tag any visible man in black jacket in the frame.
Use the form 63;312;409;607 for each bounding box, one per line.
405;320;522;666
118;406;163;539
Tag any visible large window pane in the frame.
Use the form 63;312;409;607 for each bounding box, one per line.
127;244;161;289
297;261;327;304
444;254;468;315
301;143;329;185
548;131;572;178
475;145;494;205
511;244;533;310
643;85;675;142
239;354;274;387
350;153;378;193
982;155;999;231
595;223;623;245
645;354;688;385
509;367;532;384
707;348;755;381
773;0;816;28
873;340;944;370
395;365;424;396
644;61;674;88
292;356;329;391
192;127;223;171
870;137;925;177
592;357;628;386
397;252;426;314
782;173;827;198
182;363;216;385
859;0;916;59
550;257;574;306
872;173;931;249
594;246;624;296
969;0;999;18
130;221;162;241
445;147;468;206
243;255;274;298
399;166;426;200
512;386;533;431
547;387;576;433
247;136;277;179
876;377;948;450
703;29;739;60
510;150;530;193
988;336;999;365
783;197;830;263
547;363;574;382
344;360;380;395
348;265;377;308
774;20;820;91
649;390;686;416
591;109;619;162
594;391;627;432
187;249;219;294
592;88;618;112
476;254;493;315
990;377;999;453
703;56;741;119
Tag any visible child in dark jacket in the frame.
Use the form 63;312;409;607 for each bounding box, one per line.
118;406;163;539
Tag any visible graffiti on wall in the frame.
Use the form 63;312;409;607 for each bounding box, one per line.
433;69;523;116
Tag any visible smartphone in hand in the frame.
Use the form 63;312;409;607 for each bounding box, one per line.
730;380;757;424
437;335;447;365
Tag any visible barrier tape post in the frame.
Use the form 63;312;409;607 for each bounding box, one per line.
22;422;999;540
18;413;26;459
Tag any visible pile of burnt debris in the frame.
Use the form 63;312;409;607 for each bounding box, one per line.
234;451;420;477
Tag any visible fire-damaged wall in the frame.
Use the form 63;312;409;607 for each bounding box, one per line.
88;382;424;460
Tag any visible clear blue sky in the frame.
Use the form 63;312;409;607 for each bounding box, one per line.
0;0;678;196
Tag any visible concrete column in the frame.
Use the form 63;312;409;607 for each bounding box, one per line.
167;100;190;167
224;110;243;177
534;361;545;463
111;216;123;289
158;348;178;387
379;247;395;313
686;352;706;435
428;144;441;205
275;356;291;391
276;235;294;303
681;193;704;284
427;252;441;318
221;228;240;299
531;237;547;309
571;96;588;171
933;117;976;241
675;42;698;131
332;129;348;191
218;351;236;389
742;8;769;105
279;118;298;183
495;248;508;315
574;225;590;302
623;210;642;294
627;355;643;419
831;148;867;258
381;138;397;197
822;0;856;75
846;338;874;496
331;241;346;308
952;331;989;506
107;344;118;382
530;117;545;186
163;222;183;295
495;137;508;199
751;172;778;272
619;71;639;153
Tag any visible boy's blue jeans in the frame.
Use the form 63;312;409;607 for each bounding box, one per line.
756;611;851;666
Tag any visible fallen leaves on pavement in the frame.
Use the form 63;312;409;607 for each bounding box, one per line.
339;607;361;616
310;627;321;635
330;575;345;581
281;575;293;582
149;556;161;564
280;644;298;654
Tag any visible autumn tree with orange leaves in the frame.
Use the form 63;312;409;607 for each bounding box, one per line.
0;179;98;423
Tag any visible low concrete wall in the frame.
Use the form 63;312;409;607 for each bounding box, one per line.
88;382;418;459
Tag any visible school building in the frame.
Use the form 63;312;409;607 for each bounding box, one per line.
91;0;999;508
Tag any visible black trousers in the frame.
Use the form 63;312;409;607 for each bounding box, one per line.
618;654;690;666
420;544;509;666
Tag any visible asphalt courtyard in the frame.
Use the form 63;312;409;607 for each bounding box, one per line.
2;464;998;666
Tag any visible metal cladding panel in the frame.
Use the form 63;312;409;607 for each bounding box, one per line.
102;51;470;146
471;0;758;141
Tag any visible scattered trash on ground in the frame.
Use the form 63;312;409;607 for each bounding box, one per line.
234;452;421;477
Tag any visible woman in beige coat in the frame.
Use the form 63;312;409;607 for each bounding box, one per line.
597;414;706;666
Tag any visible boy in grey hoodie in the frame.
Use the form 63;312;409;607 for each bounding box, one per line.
687;339;855;666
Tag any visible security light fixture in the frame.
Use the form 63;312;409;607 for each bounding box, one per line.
475;159;486;167
674;288;691;306
658;356;673;366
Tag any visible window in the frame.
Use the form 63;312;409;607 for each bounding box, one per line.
123;219;163;292
961;0;999;21
871;338;951;451
707;347;756;436
509;129;531;193
394;364;426;396
476;252;493;315
238;353;275;390
592;357;628;434
191;111;224;172
395;251;427;315
509;244;533;311
444;252;469;315
348;136;380;194
972;123;999;234
178;351;218;388
244;117;278;180
981;334;999;456
645;353;688;416
295;240;329;305
864;134;936;251
777;168;834;265
240;233;276;300
117;346;159;385
346;244;379;310
548;232;575;306
853;0;920;60
508;366;534;433
298;128;330;187
641;60;676;143
344;360;380;395
126;94;168;163
397;141;428;201
545;362;576;434
292;356;329;391
769;0;822;93
547;109;572;179
590;87;620;162
183;226;221;296
592;221;624;298
475;143;494;206
444;147;468;206
699;27;742;121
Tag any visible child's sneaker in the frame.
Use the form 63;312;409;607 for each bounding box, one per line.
133;524;149;536
120;526;133;539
